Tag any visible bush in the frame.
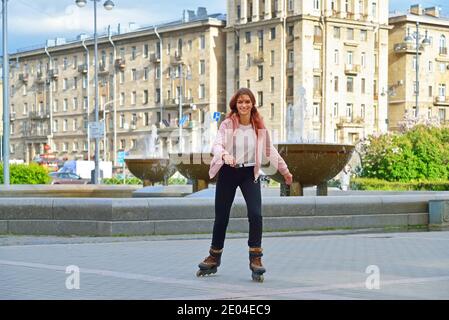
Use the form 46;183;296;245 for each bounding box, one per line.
102;177;142;185
359;125;449;182
0;163;51;184
351;177;449;191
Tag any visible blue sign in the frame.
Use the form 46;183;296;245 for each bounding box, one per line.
213;112;221;122
179;115;188;126
117;151;129;166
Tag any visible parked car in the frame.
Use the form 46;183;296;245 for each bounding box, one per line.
49;172;91;184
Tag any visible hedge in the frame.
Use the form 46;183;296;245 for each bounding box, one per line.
351;177;449;191
0;163;51;184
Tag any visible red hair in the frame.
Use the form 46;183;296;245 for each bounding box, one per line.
226;88;266;135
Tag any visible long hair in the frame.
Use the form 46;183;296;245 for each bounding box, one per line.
226;88;266;135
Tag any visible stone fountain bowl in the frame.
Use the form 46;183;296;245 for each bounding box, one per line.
262;143;355;187
125;157;176;186
169;152;216;192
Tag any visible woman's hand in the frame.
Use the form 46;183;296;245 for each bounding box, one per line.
222;154;236;167
283;172;293;186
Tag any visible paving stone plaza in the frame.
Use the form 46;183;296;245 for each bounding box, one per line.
1;230;449;300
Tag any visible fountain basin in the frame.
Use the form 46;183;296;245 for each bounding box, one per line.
169;152;216;193
263;143;355;196
125;158;175;187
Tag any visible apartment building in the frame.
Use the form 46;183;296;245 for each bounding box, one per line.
8;8;226;164
389;4;449;130
226;0;389;144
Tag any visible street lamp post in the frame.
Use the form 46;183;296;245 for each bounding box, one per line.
76;0;114;184
2;0;10;185
404;21;430;118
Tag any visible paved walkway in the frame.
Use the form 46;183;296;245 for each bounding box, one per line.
1;231;448;300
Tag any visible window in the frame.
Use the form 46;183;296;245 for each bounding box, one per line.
360;30;367;41
120;71;125;83
143;90;148;104
63;78;68;90
258;30;264;51
440;63;446;73
245;32;251;43
334;27;341;39
73;56;78;69
313;103;319;118
199;84;205;99
156;66;161;79
288;0;294;11
439;108;446;122
346;103;353;118
24;102;29;115
361;52;366;67
155;88;161;104
347;28;354;40
428;61;433;72
412;56;417;71
258;91;263;107
143;44;149;58
53;120;58;133
119;114;125;128
62;143;68;152
270;27;276;40
200;35;206;49
429;86;433;97
120;139;126;149
333;103;339;117
143;67;149;80
199;60;206;75
63;99;68;112
258;65;264;81
361;78;366;94
82;75;87;89
361;104;365;118
73;119;78;131
347;77;354;92
120;92;125;106
270;103;275;119
271;77;275;92
131;91;137;105
73;97;78;110
63;119;68;132
247;79;251;89
440;35;447;55
334;76;339;92
73;142;78;151
131;46;137;60
313;0;320;10
246;54;251;68
73;77;78;89
371;2;377;18
347;51;353;65
63;57;68;70
132;69;137;81
334;49;339;65
271;50;275;66
313;76;321;95
439;84;446;97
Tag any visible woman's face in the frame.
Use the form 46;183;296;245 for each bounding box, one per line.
236;94;253;117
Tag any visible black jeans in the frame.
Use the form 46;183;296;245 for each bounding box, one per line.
211;164;262;250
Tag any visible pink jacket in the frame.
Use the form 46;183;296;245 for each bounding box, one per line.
209;115;290;180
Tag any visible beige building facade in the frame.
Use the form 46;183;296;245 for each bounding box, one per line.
226;0;389;144
389;4;449;130
8;9;226;165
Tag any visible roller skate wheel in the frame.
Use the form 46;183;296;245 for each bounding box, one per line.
252;273;264;282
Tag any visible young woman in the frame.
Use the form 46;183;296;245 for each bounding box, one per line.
196;88;293;282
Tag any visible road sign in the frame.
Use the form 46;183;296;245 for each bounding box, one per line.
213;112;221;122
179;115;188;126
89;121;104;139
117;151;129;166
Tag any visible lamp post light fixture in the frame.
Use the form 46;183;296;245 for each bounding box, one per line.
404;21;430;119
75;0;115;184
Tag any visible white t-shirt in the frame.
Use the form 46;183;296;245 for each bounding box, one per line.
233;124;256;165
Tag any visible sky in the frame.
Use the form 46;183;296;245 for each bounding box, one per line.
1;0;449;53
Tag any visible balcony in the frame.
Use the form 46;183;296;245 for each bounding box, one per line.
115;58;126;71
23;129;50;138
48;69;59;80
344;64;361;75
337;116;365;128
286;87;293;98
18;73;29;84
170;51;183;65
36;72;45;84
394;42;424;55
164;98;177;106
29;111;50;120
150;53;161;63
78;64;88;74
98;63;109;75
434;96;449;106
253;51;264;64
